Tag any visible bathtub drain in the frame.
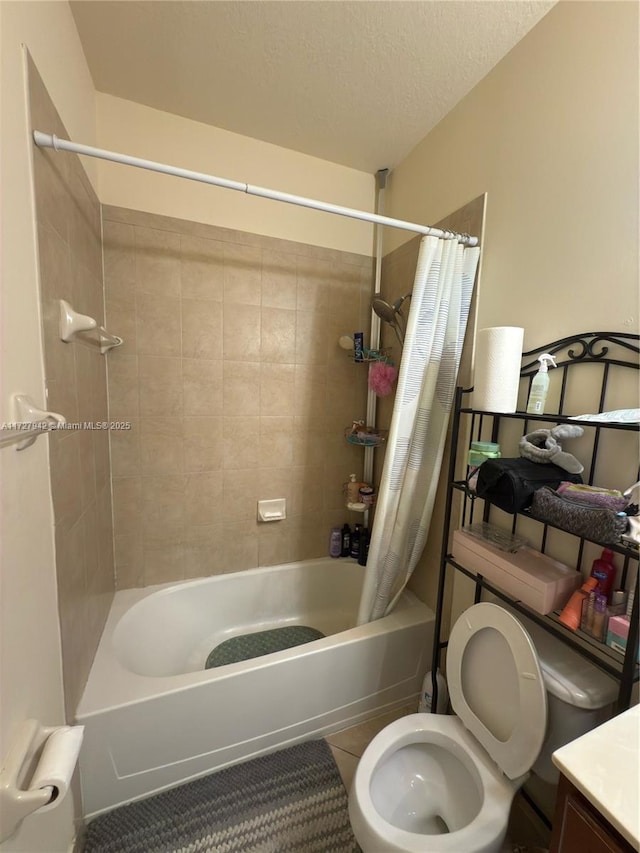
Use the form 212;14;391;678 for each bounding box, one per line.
205;625;325;669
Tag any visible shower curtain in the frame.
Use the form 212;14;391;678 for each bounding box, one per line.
357;235;480;623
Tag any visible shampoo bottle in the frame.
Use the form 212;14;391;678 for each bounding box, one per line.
526;353;557;415
341;523;351;557
329;527;342;558
350;523;362;559
590;548;617;601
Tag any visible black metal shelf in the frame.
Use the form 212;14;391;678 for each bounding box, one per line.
431;331;640;718
459;407;639;431
444;556;638;682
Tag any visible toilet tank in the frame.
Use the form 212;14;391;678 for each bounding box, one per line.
489;598;618;784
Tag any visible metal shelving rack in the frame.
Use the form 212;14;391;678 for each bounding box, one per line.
431;331;640;717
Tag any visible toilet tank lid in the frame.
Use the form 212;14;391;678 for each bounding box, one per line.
488;598;618;710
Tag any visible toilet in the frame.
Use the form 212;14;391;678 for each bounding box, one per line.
348;601;617;853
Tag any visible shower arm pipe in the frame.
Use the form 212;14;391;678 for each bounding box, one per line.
32;132;478;246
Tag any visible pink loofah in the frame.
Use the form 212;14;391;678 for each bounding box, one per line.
368;361;398;396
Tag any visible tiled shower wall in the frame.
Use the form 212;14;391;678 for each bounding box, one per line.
29;59;115;717
103;206;374;588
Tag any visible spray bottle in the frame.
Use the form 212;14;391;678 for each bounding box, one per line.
526;353;557;415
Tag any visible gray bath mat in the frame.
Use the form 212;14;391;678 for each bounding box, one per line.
81;739;360;853
205;625;325;669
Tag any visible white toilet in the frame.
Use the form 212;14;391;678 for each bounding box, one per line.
348;601;616;853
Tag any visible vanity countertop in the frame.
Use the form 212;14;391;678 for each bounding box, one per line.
552;703;640;848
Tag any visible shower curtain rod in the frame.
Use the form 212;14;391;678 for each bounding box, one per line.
33;131;478;246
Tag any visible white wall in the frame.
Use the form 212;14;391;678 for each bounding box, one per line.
385;0;639;347
96;93;376;256
0;2;96;849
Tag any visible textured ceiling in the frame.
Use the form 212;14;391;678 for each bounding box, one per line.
70;0;555;173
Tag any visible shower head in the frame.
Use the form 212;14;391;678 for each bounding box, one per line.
371;293;412;345
372;293;412;322
371;296;399;324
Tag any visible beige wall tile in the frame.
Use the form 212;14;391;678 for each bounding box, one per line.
112;476;142;536
142;474;186;546
138;356;183;417
223;361;260;416
259;416;294;468
262;249;297;309
290;466;325;517
261;307;296;363
109;422;141;476
296;257;332;313
182;298;222;360
94;429;111;493
144;545;185;585
104;206;373;588
135;226;181;298
114;533;144;586
223;303;261;361
183;524;225;578
184;416;223;472
108;354;139;419
30;67;117;717
294;364;327;420
258;521;295;567
49;434;84;526
183;358;223;416
222;521;259;572
292;417;329;468
181;234;225;301
295;310;330;365
136;292;181;357
103;220;136;288
76;428;97;509
140;417;184;475
223;243;262;305
184;472;223;526
222;469;259;523
222;416;260;469
260;363;295;416
257;467;293;504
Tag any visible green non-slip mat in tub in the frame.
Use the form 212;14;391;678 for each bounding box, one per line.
205;625;325;669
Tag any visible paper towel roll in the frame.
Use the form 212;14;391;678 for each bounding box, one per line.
28;726;84;812
473;326;524;413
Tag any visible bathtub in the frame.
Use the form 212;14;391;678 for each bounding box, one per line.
76;557;434;816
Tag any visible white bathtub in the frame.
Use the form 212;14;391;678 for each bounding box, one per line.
76;558;434;816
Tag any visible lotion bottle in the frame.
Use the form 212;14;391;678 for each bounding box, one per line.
526;353;557;415
559;576;598;631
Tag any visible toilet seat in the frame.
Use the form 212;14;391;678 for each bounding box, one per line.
447;602;547;779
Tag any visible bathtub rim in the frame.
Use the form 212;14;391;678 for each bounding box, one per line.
77;558;433;720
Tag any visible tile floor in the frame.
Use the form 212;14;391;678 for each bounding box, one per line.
325;703;551;852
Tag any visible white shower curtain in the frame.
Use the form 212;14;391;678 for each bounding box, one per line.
357;235;480;623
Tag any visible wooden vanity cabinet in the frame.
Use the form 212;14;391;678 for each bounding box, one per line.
550;773;636;853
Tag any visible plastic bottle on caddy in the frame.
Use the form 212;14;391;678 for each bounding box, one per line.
329;527;342;558
341;523;351;557
350;524;362;559
418;670;448;714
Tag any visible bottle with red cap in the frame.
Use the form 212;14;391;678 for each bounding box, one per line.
589;548;617;602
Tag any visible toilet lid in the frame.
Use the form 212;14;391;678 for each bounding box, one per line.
447;602;547;780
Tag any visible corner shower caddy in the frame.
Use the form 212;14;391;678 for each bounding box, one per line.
431;331;640;722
